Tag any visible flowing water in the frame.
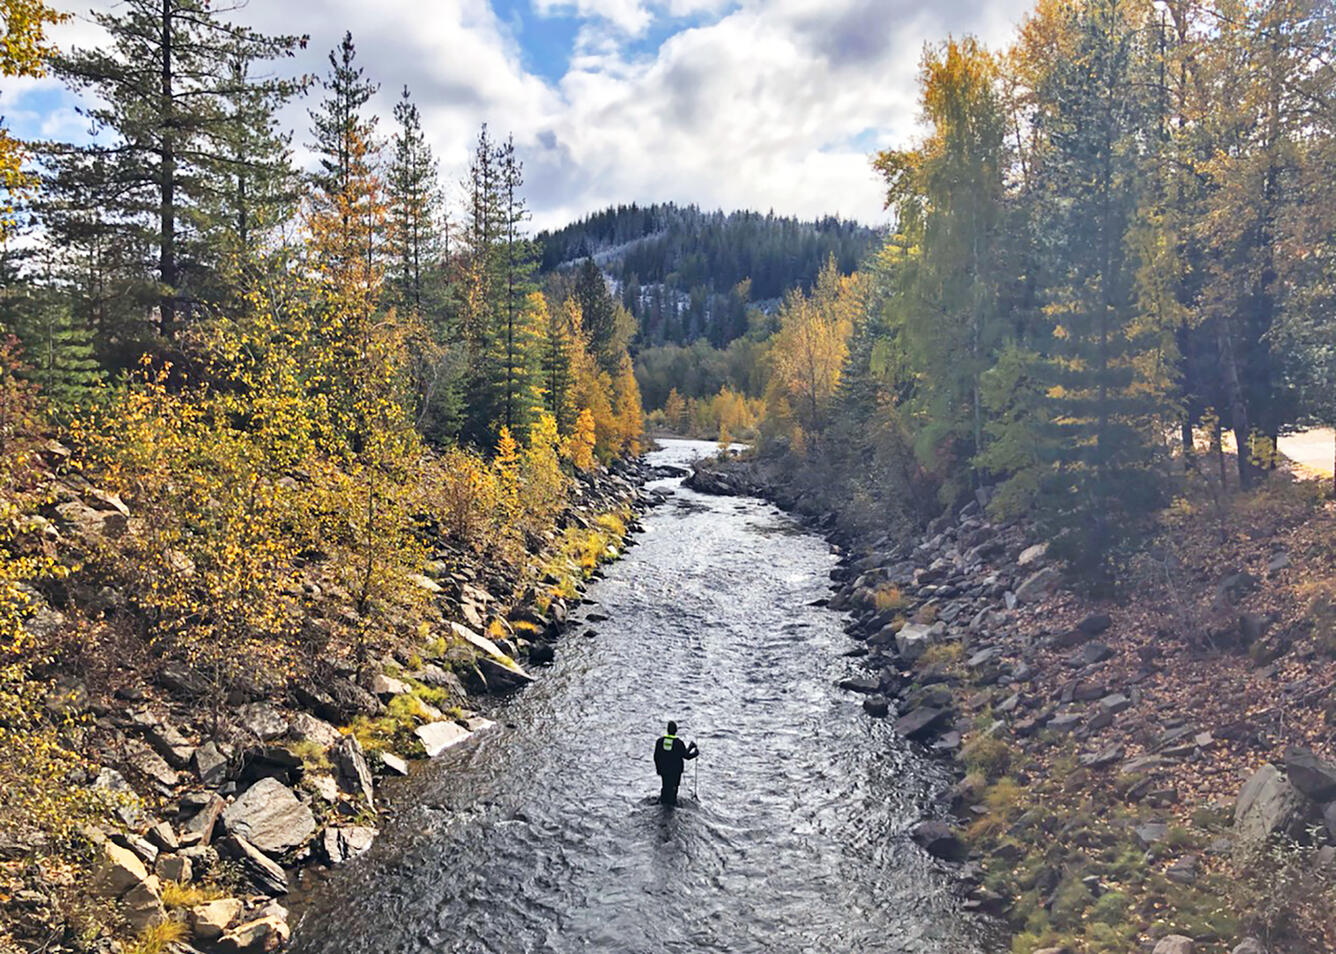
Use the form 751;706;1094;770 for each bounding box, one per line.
289;439;995;954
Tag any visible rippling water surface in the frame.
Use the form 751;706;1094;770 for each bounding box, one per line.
289;439;994;954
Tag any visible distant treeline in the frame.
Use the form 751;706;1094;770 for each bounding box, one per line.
538;203;878;348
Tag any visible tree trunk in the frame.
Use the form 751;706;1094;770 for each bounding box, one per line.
159;0;177;337
1216;318;1253;489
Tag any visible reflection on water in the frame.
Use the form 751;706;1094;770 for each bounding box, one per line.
289;439;995;954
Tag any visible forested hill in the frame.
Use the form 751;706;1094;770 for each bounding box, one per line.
537;203;878;348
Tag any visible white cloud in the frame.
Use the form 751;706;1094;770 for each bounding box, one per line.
2;0;1035;231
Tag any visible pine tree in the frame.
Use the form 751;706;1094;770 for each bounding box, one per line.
387;87;446;320
50;0;305;339
1028;0;1167;577
309;32;378;220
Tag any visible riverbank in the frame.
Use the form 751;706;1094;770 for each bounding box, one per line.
1;452;664;953
687;453;1336;954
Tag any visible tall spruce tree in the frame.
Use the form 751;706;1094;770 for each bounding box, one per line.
387;87;445;320
50;0;305;341
1028;0;1167;577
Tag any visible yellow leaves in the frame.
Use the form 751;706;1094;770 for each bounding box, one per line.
568;408;596;472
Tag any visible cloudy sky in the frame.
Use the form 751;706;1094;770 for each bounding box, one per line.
2;0;1033;231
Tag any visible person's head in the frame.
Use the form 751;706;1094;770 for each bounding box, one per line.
667;720;677;735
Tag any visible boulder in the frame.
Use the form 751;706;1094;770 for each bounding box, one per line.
222;778;315;855
237;703;289;742
219;914;290;953
1017;543;1048;566
217;836;288;895
1283;746;1336;802
1234;764;1302;848
380;752;409;776
155;853;192;883
122;876;167;931
416;721;472;757
369;673;410;700
1015;566;1060;603
193;741;230;786
1079;642;1113;666
895;622;936;662
182;793;226;845
293;679;382;724
863;697;890;718
911;820;967;861
322;826;378;865
1231;941;1265;954
838;675;881;694
190;898;243;943
477;655;533;692
332;736;375;807
286;712;341;748
1152;937;1194;954
895;707;952;742
91;841;150;897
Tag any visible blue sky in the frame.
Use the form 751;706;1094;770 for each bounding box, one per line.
2;0;1034;231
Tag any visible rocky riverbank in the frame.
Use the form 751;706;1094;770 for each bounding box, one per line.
3;455;669;953
688;455;1336;954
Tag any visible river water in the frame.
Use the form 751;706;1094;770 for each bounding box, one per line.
289;439;994;954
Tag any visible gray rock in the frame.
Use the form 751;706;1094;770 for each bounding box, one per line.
416;721;472;757
380;752;409;776
1015;566;1060;603
332;736;375;807
911;820;967;861
155;853;192;883
194;741;229;786
123;740;179;790
237;703;289;742
477;656;534;692
862;697;890;718
1017;543;1048;566
1266;551;1290;572
322;826;378;865
895;706;952;742
1098;693;1131;715
222;778;315;855
1323;800;1336;842
1048;713;1083;734
122;876;167;931
286;712;341;748
1232;940;1266;954
217;835;288;895
369;673;410;700
1080;642;1113;666
1283;746;1336;801
181;793;226;846
189;898;243;943
1234;763;1302;848
895;622;936;661
1135;821;1168;847
1152;937;1194;954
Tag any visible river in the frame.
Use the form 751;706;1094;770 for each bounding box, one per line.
289;439;995;954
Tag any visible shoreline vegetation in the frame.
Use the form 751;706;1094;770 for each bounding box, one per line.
688;449;1336;954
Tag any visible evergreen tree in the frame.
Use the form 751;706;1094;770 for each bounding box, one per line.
50;0;305;340
309;32;378;219
387;86;445;320
1028;0;1167;576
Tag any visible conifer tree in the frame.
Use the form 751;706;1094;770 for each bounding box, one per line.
387;87;445;320
50;0;305;339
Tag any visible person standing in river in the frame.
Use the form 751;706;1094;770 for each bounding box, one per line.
653;721;698;805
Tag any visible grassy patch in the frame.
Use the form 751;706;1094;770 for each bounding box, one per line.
918;642;963;666
160;880;229;909
348;693;437;753
124;919;188;954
